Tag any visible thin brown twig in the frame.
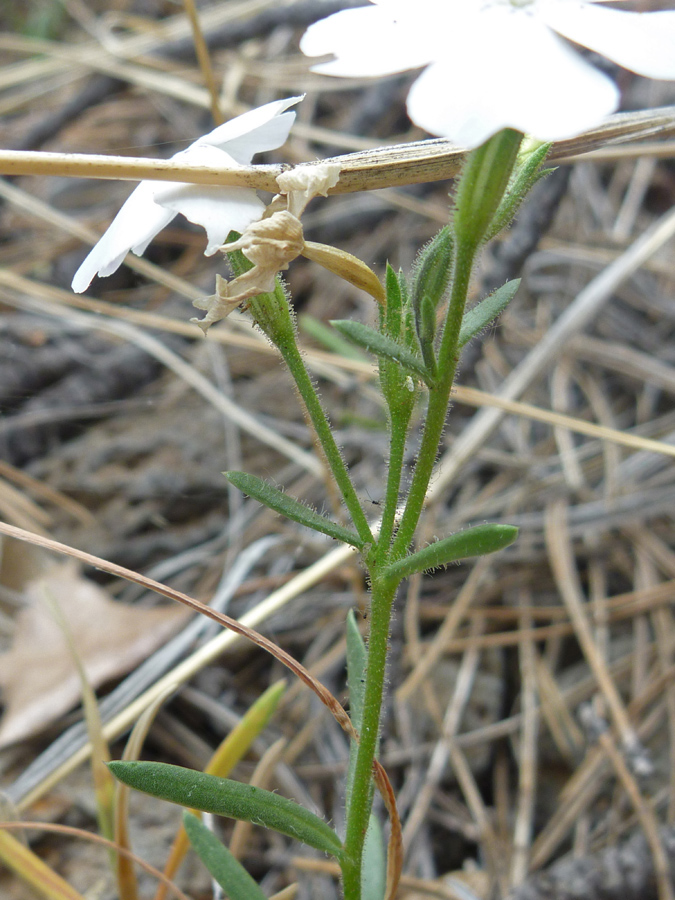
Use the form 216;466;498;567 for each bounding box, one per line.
0;520;355;739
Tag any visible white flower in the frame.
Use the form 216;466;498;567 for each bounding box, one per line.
300;0;675;148
71;97;303;293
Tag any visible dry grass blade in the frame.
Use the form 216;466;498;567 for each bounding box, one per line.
0;460;95;527
116;685;179;900
0;828;87;900
372;758;403;900
397;559;489;702
509;593;539;888
1;822;191;900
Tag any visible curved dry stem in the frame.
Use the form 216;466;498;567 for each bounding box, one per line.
0;821;191;900
0;521;354;739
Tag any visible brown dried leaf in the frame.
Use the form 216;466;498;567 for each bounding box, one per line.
0;560;189;747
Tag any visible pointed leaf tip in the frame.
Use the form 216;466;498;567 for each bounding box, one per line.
383;524;518;580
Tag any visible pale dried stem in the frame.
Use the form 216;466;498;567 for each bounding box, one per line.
0;107;673;191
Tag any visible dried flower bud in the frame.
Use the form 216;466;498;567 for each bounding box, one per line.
191;212;305;332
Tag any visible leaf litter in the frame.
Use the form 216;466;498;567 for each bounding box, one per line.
0;545;188;748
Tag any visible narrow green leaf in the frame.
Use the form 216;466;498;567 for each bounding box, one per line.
453;130;522;247
383;524;518;580
183;813;267;900
417;294;439;377
346;610;367;733
345;610;367;818
224;471;363;550
458;279;521;349
362;814;386;900
108;761;344;859
384;264;402;329
330;320;431;384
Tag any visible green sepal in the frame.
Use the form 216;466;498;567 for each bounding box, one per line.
458;279;521;349
379;266;419;417
383;524;518;580
183;813;267;900
412;227;453;324
224;471;364;550
484;141;552;242
417;294;439;377
384;263;403;338
224;230;249;277
330;320;431;386
453;130;523;247
108;761;344;859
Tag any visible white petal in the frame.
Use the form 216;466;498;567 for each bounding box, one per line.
154;184;265;255
407;8;618;146
300;5;431;76
540;1;675;80
152;144;265;252
71;182;175;293
166;142;239;170
200;96;302;164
